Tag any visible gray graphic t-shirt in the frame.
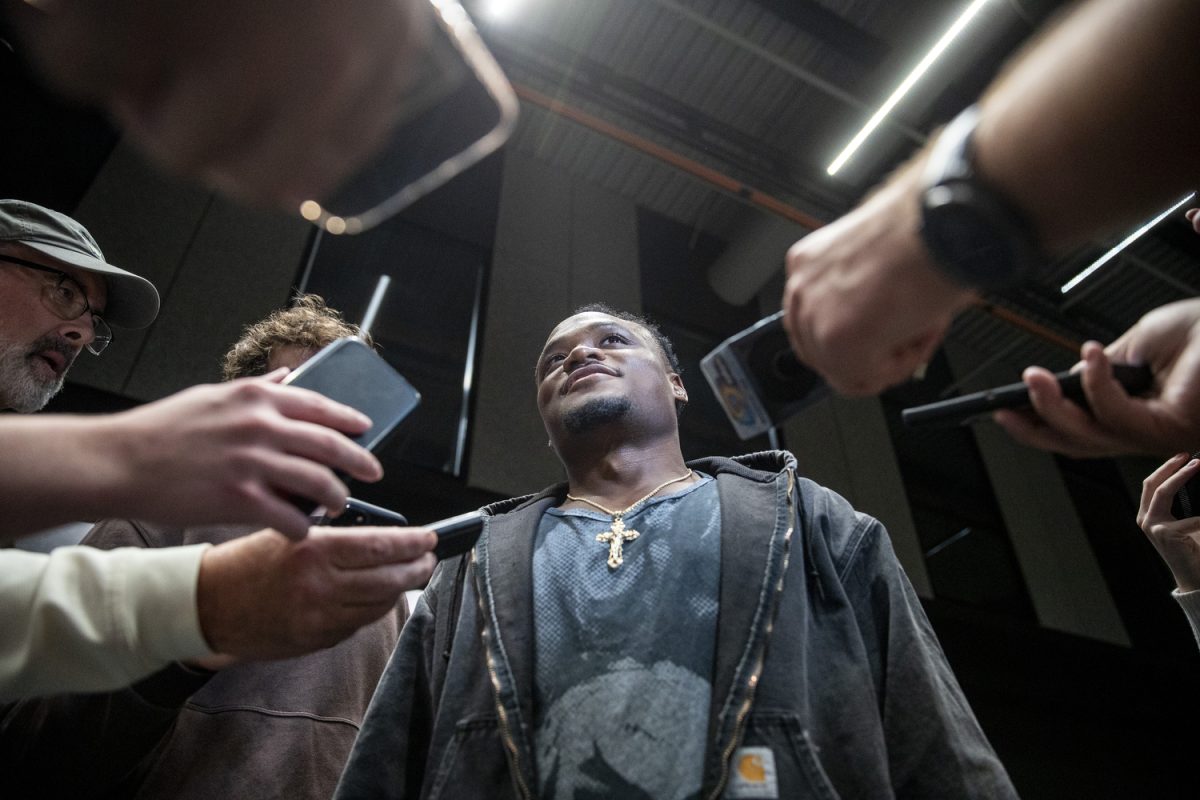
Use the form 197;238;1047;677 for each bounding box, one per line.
532;475;720;800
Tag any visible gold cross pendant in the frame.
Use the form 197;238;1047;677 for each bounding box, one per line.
596;516;640;569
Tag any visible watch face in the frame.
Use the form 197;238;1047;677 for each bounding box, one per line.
927;202;1012;274
922;181;1025;289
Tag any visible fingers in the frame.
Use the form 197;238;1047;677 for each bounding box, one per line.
1076;343;1156;444
780;271;810;366
311;527;437;569
1001;366;1116;456
1187;208;1200;235
229;380;381;483
257;380;373;435
200;527;437;660
782;270;943;396
272;416;382;483
992;408;1063;452
1140;453;1199;527
992;355;1160;457
309;528;436;608
330;555;438;606
238;480;322;541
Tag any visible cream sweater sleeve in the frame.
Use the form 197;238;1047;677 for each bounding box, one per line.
1172;588;1200;653
0;544;213;701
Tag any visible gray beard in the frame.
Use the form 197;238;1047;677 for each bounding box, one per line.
563;396;632;434
0;336;73;413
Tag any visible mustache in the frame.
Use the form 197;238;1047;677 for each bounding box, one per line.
28;334;79;370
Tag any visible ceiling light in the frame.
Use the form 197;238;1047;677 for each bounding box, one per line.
360;275;392;335
1060;192;1197;294
827;0;995;176
479;0;526;23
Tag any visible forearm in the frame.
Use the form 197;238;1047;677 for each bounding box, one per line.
0;546;213;701
974;0;1200;252
0;415;134;542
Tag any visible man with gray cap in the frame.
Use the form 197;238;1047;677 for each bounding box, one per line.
0;199;436;700
0;199;160;412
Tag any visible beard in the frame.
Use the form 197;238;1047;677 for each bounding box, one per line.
563;395;632;435
0;335;74;413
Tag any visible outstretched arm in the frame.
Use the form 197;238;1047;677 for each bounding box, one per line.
782;0;1200;395
0;526;434;701
0;373;383;542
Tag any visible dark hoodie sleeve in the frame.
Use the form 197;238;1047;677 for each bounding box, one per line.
833;504;1019;799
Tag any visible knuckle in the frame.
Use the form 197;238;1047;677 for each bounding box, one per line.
223;476;261;508
361;535;393;563
230;379;270;404
313;429;348;462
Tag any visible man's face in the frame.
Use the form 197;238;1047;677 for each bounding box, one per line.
536;312;686;443
0;243;107;412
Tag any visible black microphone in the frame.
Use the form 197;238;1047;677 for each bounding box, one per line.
700;312;828;439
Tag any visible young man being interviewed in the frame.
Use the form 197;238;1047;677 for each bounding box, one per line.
336;304;1015;800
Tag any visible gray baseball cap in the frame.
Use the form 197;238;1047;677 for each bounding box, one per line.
0;199;160;329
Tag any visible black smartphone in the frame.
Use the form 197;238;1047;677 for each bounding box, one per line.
317;497;409;528
1171;452;1200;520
700;312;829;440
283;337;421;452
282;337;420;512
430;510;484;561
301;0;518;234
901;363;1153;429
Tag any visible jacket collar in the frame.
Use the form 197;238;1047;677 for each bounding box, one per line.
477;450;796;519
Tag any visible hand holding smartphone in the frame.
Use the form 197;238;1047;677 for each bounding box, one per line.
282;337;421;511
902;363;1153;428
318;500;484;561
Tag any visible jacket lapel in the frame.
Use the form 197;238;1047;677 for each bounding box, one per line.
475;493;558;788
701;457;794;791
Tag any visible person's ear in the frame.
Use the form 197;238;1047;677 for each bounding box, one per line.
669;373;688;404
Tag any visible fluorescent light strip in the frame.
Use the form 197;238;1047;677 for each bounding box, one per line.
827;0;994;176
1060;192;1197;294
360;274;392;335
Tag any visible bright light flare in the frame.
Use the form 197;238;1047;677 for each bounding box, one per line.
480;0;527;23
1060;192;1197;294
827;0;995;176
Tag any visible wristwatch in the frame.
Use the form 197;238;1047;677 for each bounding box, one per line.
919;105;1040;290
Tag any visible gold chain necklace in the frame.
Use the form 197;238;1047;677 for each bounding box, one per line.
565;470;694;569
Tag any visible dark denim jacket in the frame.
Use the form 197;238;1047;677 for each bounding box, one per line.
335;451;1017;799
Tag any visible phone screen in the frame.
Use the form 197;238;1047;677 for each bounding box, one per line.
283;337;421;452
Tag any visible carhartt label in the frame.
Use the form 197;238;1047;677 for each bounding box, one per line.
725;747;778;798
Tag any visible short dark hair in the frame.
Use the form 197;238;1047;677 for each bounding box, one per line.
571;303;684;413
222;293;373;380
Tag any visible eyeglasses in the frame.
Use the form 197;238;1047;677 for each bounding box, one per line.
0;254;113;355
